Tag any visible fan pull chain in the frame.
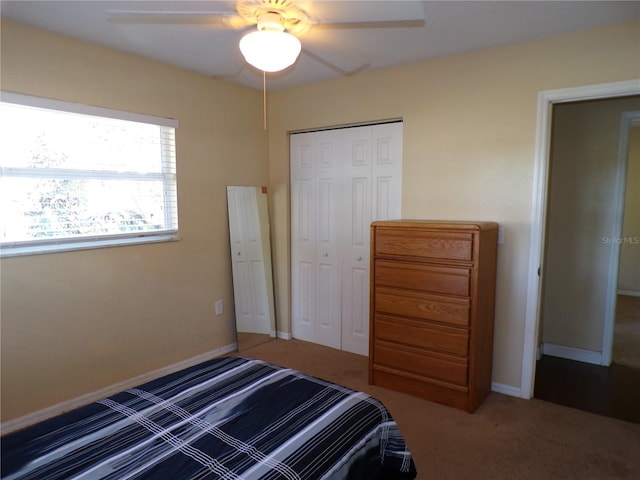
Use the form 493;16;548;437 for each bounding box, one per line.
263;71;267;130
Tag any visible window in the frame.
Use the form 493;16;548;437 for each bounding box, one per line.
0;92;179;256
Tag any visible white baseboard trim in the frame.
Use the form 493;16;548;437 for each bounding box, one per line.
541;342;602;365
276;331;292;340
491;382;523;398
1;343;237;435
617;290;640;297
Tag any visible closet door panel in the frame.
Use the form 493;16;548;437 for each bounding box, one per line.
318;140;336;168
342;126;373;355
342;173;372;355
316;261;340;348
372;123;402;221
295;260;315;339
375;176;394;221
342;263;370;352
291;134;316;342
291;130;342;349
315;171;341;349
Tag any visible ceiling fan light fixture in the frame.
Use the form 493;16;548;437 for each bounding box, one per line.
239;29;301;72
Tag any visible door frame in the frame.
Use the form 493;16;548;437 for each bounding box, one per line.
521;79;640;399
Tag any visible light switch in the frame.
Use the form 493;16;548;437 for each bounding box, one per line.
215;300;224;316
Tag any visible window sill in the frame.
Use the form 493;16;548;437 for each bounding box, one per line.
0;233;179;258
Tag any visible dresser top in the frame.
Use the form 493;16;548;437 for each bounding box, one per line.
371;220;498;230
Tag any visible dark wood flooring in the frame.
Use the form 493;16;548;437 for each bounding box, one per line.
534;355;640;424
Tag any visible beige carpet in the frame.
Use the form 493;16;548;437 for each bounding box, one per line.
613;295;640;369
235;339;640;480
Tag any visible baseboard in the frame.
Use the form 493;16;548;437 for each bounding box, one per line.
491;382;523;398
541;342;602;365
617;290;640;297
277;331;292;340
1;343;237;436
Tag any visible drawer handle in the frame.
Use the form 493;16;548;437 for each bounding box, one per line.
357;256;363;261
323;252;329;257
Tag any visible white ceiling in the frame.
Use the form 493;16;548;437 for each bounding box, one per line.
2;1;639;91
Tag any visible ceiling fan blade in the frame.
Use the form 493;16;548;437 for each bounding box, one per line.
106;10;250;28
302;48;369;76
312;19;425;30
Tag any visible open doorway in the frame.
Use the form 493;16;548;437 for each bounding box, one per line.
612;117;640;371
533;95;640;423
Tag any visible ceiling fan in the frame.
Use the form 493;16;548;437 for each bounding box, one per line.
107;0;426;76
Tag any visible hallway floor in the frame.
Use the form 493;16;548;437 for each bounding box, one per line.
534;355;640;424
613;295;640;369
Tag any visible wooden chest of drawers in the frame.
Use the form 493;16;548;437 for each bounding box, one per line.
369;220;498;412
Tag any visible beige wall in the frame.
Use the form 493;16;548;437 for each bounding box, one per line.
542;96;640;352
619;125;640;293
0;21;268;421
267;20;640;390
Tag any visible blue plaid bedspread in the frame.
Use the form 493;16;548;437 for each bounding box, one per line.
1;357;417;479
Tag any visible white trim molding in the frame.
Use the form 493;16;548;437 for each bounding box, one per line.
541;343;603;365
522;79;640;399
491;382;522;398
0;343;237;435
1;91;179;127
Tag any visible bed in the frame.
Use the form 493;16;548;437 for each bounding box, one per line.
1;356;417;479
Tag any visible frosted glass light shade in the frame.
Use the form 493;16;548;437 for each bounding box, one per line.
239;30;302;72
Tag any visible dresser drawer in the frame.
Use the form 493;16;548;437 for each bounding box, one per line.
375;286;470;327
374;228;473;261
375;260;470;296
374;341;468;387
375;314;469;356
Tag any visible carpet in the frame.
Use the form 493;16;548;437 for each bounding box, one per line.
238;338;640;480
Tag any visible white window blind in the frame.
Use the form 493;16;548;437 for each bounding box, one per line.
0;92;179;256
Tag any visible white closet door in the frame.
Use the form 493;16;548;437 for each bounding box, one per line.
291;133;315;343
291;122;402;355
291;131;342;349
341;126;373;355
341;124;403;355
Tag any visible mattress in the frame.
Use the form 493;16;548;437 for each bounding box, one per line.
1;356;417;479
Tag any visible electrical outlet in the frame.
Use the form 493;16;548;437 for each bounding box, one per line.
498;226;505;245
215;300;224;316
